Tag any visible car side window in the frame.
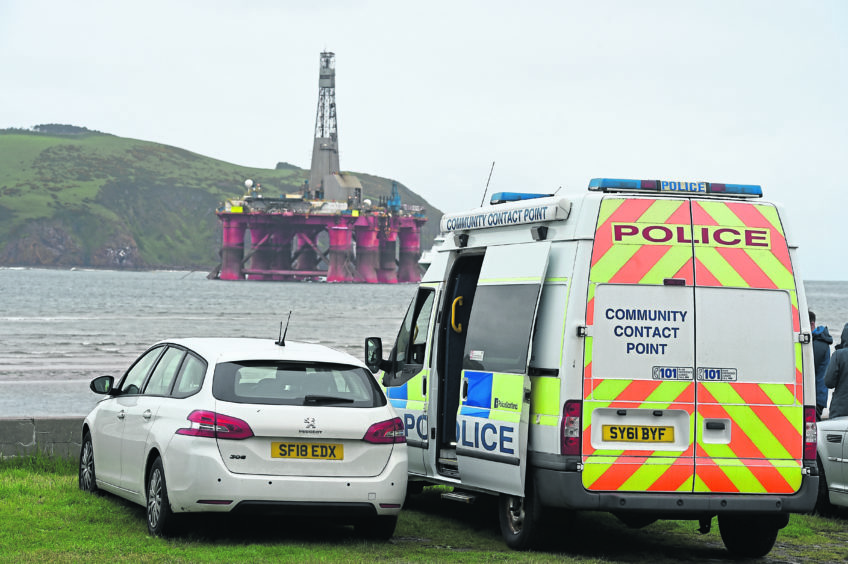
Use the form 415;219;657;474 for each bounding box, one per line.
143;347;186;396
120;346;164;395
172;353;207;398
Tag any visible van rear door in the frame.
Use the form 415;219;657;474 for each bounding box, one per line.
583;197;698;493
691;200;804;494
584;196;805;496
455;241;550;496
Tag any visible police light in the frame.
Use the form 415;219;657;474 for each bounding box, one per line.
588;178;762;198
490;192;553;205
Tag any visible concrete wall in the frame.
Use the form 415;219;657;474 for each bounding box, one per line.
0;417;84;459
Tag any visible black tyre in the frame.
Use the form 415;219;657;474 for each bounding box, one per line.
718;514;780;558
815;457;835;516
407;481;425;496
147;457;178;537
354;515;398;540
78;431;99;493
498;480;541;550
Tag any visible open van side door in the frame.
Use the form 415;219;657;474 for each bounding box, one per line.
384;284;438;476
454;241;551;496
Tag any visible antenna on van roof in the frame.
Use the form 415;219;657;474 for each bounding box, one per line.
480;161;495;206
275;311;292;347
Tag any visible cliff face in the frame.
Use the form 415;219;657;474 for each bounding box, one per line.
0;218;142;268
0;128;443;270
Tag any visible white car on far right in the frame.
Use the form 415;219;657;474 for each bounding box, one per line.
816;416;848;513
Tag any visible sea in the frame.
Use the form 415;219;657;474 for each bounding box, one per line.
1;268;846;417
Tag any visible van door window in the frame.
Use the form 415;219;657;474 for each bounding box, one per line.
385;287;435;387
463;284;539;373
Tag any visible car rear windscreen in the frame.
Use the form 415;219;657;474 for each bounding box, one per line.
212;361;386;407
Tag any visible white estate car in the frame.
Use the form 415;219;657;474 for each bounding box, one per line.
816;416;848;514
79;338;408;538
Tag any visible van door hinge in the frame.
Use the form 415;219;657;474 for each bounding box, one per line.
797;332;811;344
577;325;591;338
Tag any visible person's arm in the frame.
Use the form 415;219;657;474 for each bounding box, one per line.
824;351;839;388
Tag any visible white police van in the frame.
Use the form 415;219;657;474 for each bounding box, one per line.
366;178;818;557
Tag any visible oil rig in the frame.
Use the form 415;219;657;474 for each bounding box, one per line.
214;52;427;283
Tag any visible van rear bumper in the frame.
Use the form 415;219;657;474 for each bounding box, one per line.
533;467;818;515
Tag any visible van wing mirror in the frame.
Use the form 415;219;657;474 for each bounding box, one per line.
364;337;383;373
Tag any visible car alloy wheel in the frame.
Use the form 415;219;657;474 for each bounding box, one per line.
146;457;177;536
78;432;98;493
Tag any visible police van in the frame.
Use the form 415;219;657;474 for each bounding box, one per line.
365;178;818;557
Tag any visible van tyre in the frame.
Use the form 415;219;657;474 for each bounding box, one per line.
147;457;178;537
354;515;397;540
718;514;781;558
407;481;425;496
78;431;99;493
498;479;542;550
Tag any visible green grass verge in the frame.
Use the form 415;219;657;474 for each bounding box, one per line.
1;456;846;563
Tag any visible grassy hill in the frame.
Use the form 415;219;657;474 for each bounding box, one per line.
0;126;443;270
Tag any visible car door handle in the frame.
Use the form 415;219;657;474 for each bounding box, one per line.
117;410;125;420
142;410;152;420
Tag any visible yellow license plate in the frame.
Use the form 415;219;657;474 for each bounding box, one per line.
602;425;675;443
271;442;344;460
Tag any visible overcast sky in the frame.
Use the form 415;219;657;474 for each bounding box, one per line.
2;1;846;279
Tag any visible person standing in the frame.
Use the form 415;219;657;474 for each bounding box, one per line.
824;323;848;419
809;311;832;420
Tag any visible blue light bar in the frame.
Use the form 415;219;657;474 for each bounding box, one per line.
490;192;553;205
588;178;762;198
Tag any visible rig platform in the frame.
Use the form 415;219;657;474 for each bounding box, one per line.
216;184;427;283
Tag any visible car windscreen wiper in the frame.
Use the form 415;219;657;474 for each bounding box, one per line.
303;394;355;405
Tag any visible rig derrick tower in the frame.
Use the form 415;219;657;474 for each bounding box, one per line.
214;51;426;283
308;51;340;200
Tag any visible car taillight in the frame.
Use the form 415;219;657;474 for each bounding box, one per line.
804;405;817;462
176;410;254;440
363;417;406;444
561;399;581;456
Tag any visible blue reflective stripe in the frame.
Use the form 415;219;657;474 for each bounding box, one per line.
387;381;408;400
460;406;491;419
389;398;407;409
465;370;493;408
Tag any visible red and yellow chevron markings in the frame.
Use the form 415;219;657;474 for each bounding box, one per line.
591;198;694;286
582;376;696;492
583;196;804;495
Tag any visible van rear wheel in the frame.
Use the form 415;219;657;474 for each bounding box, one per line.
498;480;541;550
718;514;782;558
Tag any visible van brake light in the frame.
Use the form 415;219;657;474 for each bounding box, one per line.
804;406;817;462
561;400;582;456
176;410;254;440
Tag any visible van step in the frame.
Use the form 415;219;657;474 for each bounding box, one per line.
438;466;460;479
438;457;458;468
441;491;477;504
